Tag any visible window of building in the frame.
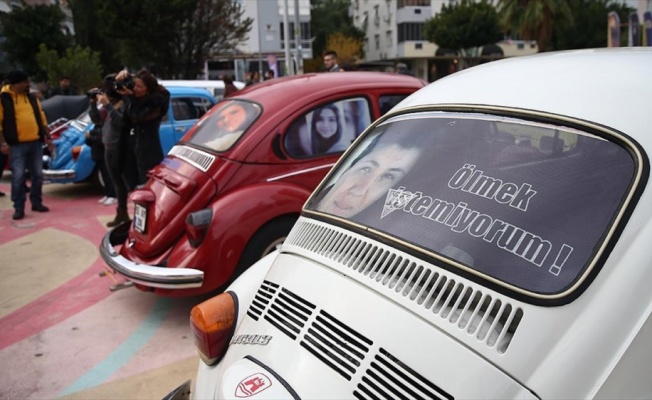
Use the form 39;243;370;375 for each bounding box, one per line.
375;34;380;50
398;22;425;43
398;0;430;7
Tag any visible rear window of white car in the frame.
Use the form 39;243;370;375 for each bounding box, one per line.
305;111;641;301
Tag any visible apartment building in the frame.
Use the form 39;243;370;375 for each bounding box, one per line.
350;0;537;81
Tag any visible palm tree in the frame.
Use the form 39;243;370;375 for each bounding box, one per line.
498;0;573;52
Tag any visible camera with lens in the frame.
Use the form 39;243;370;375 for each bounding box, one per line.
116;75;136;91
86;88;103;98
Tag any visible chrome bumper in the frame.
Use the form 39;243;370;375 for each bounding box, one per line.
43;169;76;179
99;224;204;289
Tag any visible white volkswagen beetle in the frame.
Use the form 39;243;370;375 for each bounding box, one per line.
168;48;652;400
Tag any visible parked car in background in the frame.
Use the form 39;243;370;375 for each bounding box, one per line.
100;72;427;297
43;86;216;187
172;48;652;400
158;80;246;100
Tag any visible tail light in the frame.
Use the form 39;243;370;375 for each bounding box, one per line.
190;292;237;365
71;146;83;162
186;209;213;247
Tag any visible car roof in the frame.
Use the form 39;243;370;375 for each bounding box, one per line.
395;48;652;147
231;71;427;106
163;85;216;97
159;79;246;89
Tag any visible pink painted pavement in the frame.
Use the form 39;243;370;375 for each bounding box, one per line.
0;178;207;399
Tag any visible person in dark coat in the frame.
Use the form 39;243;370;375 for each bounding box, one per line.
116;68;170;187
86;88;116;207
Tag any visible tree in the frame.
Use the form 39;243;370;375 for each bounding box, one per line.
325;32;364;68
550;0;635;50
0;3;73;80
35;44;103;92
311;0;365;60
423;0;502;68
498;0;572;52
67;0;123;74
95;0;252;78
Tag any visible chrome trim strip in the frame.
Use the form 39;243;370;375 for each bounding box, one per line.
267;163;335;182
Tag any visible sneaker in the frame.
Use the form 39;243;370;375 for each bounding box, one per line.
12;210;24;220
103;197;117;206
98;196;108;203
32;204;49;212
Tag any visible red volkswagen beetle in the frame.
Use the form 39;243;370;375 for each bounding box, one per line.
100;72;426;297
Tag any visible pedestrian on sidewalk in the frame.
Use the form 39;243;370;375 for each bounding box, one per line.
90;74;130;227
86;88;116;207
0;70;52;220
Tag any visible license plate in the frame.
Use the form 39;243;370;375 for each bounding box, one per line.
134;204;147;233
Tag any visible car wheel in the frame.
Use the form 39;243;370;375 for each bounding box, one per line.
234;216;297;278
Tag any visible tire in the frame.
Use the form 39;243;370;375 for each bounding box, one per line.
234;216;297;279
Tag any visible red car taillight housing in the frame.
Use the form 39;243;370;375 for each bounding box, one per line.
185;209;213;247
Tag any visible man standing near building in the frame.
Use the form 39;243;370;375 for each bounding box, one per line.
0;70;52;220
323;50;341;72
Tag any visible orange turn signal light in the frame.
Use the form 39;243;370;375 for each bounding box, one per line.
71;146;83;162
190;291;237;365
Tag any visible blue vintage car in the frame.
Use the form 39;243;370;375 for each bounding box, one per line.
43;86;216;186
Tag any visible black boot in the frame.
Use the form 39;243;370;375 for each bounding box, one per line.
107;208;130;228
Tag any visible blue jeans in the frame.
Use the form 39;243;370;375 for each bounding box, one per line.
10;140;44;212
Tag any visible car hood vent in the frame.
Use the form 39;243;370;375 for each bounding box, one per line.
246;280;449;398
169;145;215;172
283;219;523;354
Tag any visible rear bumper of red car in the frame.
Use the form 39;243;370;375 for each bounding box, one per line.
99;225;204;289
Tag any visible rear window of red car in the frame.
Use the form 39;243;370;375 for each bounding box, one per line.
305;111;642;302
187;100;260;152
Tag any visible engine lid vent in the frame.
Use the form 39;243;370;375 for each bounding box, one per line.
263;287;316;340
284;220;523;354
246;280;279;321
355;348;453;400
300;310;373;381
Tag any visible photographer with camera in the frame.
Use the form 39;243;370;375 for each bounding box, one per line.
88;74;130;227
115;68;170;186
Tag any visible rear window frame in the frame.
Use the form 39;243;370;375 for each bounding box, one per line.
302;104;649;306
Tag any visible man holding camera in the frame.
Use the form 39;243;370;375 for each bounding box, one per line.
0;70;52;220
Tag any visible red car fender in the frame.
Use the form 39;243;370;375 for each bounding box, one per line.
162;181;311;296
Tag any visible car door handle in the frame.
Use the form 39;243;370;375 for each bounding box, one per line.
174;127;186;132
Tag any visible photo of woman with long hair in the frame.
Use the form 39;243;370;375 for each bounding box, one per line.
310;104;347;155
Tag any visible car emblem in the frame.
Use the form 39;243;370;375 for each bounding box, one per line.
235;373;272;398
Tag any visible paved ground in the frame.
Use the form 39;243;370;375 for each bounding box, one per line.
0;176;212;400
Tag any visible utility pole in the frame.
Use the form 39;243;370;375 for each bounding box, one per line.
293;0;303;75
283;0;293;75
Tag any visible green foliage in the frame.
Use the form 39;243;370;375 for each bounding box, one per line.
326;32;364;67
498;0;572;52
0;3;73;80
67;0;123;74
424;0;501;62
311;0;365;59
94;0;252;78
551;0;635;50
35;44;103;92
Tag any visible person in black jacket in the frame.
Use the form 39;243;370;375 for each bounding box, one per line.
116;68;170;186
86;89;116;206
